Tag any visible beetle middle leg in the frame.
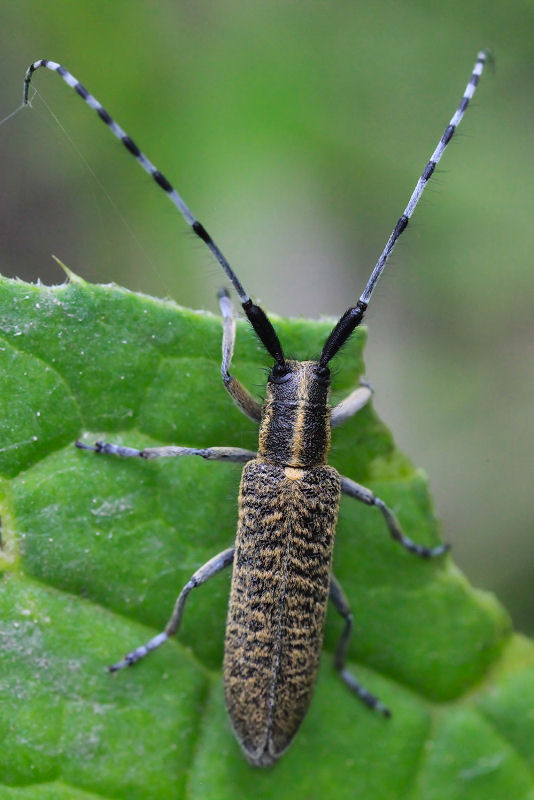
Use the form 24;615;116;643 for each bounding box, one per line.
341;475;449;558
76;440;256;462
110;546;235;672
329;574;391;717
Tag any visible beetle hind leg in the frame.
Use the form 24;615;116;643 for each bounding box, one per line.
109;546;235;672
330;574;391;718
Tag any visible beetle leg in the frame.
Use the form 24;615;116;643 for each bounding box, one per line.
340;475;449;558
329;574;390;717
109;546;235;672
330;380;372;428
218;288;263;423
76;440;256;462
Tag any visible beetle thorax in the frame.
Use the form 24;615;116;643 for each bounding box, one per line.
258;360;331;468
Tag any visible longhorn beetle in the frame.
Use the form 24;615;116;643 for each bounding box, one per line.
24;51;489;767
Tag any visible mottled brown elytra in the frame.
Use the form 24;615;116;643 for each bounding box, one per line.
24;51;489;765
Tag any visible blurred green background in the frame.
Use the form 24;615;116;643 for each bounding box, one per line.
0;1;532;634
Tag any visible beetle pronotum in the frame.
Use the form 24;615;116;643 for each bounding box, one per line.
23;51;488;766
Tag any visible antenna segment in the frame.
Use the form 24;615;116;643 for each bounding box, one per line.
23;60;250;305
319;50;490;366
23;59;288;365
361;50;490;307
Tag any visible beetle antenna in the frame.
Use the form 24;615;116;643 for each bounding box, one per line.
320;50;491;367
23;60;286;366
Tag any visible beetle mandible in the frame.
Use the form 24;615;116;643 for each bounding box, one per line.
23;51;488;766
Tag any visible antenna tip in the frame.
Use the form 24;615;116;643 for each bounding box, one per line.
478;49;495;71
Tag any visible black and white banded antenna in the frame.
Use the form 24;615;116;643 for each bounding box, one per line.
23;52;489;371
319;50;490;366
23;59;286;367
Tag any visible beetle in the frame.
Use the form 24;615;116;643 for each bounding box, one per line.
23;51;488;766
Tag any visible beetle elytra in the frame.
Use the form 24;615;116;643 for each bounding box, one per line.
23;51;488;766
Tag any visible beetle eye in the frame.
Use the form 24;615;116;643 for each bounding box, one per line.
270;363;291;383
315;365;330;384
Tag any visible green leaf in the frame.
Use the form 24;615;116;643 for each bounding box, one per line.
0;275;532;800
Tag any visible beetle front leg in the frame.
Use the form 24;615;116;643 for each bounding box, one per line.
340;475;449;558
110;546;235;672
330;574;391;717
330;380;373;429
218;287;263;423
